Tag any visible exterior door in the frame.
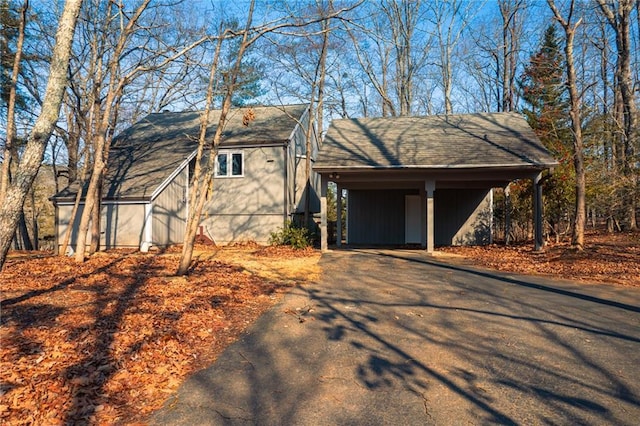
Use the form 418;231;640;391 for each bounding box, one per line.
405;195;421;244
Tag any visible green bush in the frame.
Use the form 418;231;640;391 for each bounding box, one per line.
269;221;312;249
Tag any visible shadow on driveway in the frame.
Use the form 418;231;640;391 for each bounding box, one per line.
151;249;640;425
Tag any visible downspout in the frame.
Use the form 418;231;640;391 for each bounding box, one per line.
140;203;152;252
185;162;190;241
283;142;289;224
53;200;59;255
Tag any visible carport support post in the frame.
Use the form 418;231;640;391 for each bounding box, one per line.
426;180;435;253
320;175;328;252
533;172;544;251
420;186;426;248
504;184;511;246
336;183;342;247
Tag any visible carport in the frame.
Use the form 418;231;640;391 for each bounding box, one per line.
314;112;558;252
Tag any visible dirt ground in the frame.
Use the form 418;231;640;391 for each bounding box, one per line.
1;230;638;424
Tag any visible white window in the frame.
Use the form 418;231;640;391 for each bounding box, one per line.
216;151;243;177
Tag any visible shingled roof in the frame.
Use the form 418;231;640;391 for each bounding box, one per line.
315;112;557;171
53;104;308;202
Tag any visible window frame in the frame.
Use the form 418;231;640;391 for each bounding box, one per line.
215;150;244;178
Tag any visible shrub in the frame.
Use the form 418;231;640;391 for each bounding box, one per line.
269;221;312;249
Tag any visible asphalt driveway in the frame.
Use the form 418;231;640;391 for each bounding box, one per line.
151;249;640;425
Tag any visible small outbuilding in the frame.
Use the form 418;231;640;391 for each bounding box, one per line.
314;112;558;252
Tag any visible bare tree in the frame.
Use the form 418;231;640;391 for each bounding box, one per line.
345;0;429;116
0;0;82;270
548;0;586;249
73;0;152;261
302;2;332;227
429;0;485;114
177;3;255;276
263;0;338;226
71;0;208;261
597;0;638;230
0;0;35;251
498;0;526;112
178;1;360;275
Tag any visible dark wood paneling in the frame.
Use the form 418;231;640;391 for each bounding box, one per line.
348;189;415;245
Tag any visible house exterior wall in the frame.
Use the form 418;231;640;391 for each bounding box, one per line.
347;189;416;245
152;166;188;246
288;111;321;216
346;187;492;247
202;145;286;244
102;203;146;247
56;202;146;252
56;204;82;253
434;189;492;246
200;214;285;245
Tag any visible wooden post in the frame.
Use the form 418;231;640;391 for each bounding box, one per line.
419;185;426;249
505;183;511;246
336;183;342;247
533;173;544;251
320;175;328;252
426;180;435;253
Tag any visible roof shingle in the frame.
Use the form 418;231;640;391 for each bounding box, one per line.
53;104;308;201
315;112;557;171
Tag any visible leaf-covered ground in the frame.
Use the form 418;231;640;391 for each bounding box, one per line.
440;229;640;287
0;246;320;425
1;231;638;424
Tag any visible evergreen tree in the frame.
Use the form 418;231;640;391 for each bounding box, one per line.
519;24;574;241
520;25;571;158
215;20;265;107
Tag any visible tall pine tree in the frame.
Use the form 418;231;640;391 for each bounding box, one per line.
519;24;574;241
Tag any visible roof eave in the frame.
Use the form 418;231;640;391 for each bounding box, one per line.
314;162;558;173
53;196;152;205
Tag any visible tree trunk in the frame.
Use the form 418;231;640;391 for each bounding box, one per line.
66;124;80;184
74;0;152;261
177;22;233;276
0;0;83;270
548;0;585;249
0;1;28;205
74;134;104;261
597;0;638;230
303;11;331;228
15;210;33;251
89;180;101;254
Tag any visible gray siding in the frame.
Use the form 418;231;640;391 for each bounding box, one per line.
153;167;187;246
348;189;415;245
435;189;492;245
57;202;145;251
204;145;286;244
102;203;146;247
346;188;492;247
56;204;82;252
289;111;320;215
200;214;285;245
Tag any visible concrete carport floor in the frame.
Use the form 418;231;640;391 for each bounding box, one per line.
151;249;640;425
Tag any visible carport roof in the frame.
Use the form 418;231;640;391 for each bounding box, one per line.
315;112;558;172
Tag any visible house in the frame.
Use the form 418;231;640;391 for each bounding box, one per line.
51;104;320;252
313;112;558;252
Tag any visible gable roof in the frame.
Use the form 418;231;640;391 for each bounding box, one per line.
314;112;557;172
53;104;308;202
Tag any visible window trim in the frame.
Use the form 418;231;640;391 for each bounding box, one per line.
215;150;244;178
